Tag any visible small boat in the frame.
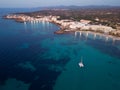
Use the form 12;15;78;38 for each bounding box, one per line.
78;57;84;68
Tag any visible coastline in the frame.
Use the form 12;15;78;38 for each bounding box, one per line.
3;14;120;38
75;31;120;41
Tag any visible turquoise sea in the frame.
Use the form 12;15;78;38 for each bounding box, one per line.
0;9;120;90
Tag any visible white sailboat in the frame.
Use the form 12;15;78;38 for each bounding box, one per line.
78;57;84;68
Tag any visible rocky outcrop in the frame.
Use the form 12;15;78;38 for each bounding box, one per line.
109;30;120;37
54;30;65;34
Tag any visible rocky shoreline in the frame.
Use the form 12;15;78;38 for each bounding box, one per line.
3;14;120;37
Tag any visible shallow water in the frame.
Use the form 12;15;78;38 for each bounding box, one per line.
0;9;120;90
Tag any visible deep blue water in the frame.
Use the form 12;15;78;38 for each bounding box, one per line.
0;9;120;90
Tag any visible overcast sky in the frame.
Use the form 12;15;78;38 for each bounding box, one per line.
0;0;120;8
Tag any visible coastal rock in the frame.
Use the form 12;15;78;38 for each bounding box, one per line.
109;30;120;37
15;18;25;23
54;30;65;34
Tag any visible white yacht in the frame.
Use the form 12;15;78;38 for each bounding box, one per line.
78;57;84;68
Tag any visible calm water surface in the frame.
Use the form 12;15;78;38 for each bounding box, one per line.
0;9;120;90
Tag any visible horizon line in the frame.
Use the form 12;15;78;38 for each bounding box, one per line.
0;5;120;8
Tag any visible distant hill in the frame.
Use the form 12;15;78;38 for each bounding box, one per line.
37;5;120;10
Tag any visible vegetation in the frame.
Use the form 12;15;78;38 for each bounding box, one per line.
18;7;120;29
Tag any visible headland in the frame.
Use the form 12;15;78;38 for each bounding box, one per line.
3;7;120;37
